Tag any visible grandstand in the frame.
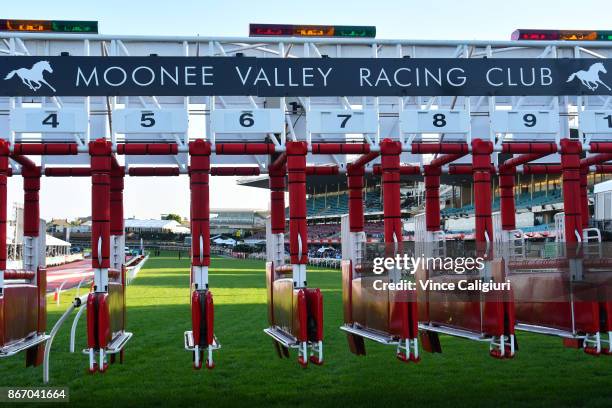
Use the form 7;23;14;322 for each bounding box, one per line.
210;209;268;236
240;171;612;242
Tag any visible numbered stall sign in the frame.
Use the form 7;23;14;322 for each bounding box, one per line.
113;109;188;133
10;108;88;133
308;109;378;134
400;110;470;134
579;111;612;134
211;109;284;134
491;110;558;134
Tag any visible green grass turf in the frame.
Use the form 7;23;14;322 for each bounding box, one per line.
0;252;610;407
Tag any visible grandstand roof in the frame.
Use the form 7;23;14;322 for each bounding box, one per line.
124;219;180;229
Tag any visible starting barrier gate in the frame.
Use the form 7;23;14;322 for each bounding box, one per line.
0;31;611;376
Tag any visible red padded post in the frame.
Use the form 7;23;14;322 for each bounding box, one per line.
287;141;308;265
269;160;286;235
90;139;112;272
560;139;583;243
423;165;441;232
472;139;494;243
499;167;516;231
22;166;41;240
580;167;589;229
347;164;364;233
189;140;211;270
110;166;124;237
0;140;8;272
380;139;403;244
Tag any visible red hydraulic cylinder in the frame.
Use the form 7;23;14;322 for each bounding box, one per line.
411;142;469;155
372;165;420;175
0;141;9;271
210;167;260;176
189;140;211;269
13;143;79;156
347;164;365;233
560;139;583;243
596;164;612;173
90;139;112;272
287;141;308;264
423;165;441;232
380;139;403;244
501;142;557;155
472;139;494;243
522;164;561;175
351;151;380;169
269;159;286;235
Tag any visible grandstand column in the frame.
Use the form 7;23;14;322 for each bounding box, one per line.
380;139;403;244
287;141;308;287
498;167;516;231
110;166;125;271
560;139;583;242
471;139;494;244
423;165;441;232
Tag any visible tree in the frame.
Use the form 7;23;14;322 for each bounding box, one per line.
162;213;182;223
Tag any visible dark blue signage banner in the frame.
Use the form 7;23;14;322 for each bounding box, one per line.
1;56;610;96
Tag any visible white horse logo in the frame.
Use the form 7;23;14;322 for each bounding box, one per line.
566;62;611;91
4;60;56;92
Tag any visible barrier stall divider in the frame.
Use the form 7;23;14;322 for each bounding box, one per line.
85;138;132;374
184;139;220;369
264;141;324;367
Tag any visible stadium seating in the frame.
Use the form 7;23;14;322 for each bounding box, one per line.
442;190;563;218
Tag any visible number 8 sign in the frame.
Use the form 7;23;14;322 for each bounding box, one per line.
400;110;470;134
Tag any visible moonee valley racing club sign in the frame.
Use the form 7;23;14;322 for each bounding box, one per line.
1;56;611;97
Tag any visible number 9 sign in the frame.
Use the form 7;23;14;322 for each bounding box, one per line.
491;110;558;134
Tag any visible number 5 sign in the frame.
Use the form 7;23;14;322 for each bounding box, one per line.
211;109;284;134
113;109;188;133
400;110;470;134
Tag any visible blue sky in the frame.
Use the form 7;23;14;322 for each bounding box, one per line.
3;0;611;220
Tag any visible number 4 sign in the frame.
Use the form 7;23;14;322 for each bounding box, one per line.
10;108;88;133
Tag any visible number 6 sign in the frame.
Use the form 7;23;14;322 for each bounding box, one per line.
113;109;188;133
211;109;284;134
